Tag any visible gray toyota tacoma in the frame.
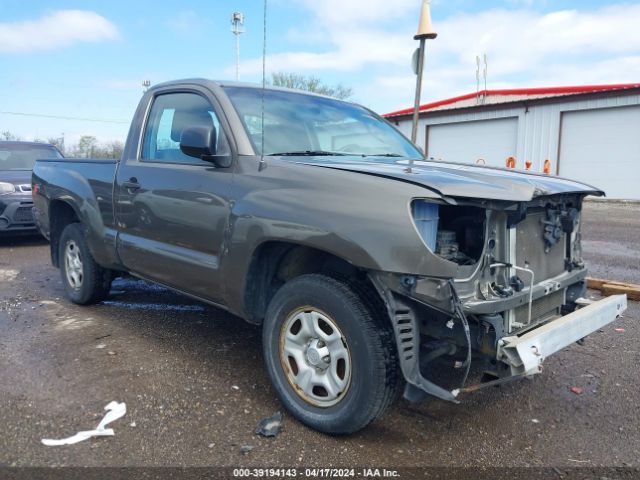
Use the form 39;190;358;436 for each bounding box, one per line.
32;79;627;434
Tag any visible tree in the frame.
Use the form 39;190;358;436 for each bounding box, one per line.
76;135;97;158
47;137;66;155
270;72;353;100
1;131;20;141
92;140;124;159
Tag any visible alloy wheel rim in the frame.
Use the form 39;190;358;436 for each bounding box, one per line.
64;240;83;289
279;307;351;407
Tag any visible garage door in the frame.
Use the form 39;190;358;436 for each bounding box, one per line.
426;117;518;167
559;105;640;200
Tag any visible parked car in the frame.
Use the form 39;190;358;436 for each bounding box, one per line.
32;79;627;434
0;141;63;234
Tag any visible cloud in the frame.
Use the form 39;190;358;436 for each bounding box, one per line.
103;79;146;90
235;3;640;112
236;30;413;75
294;0;417;26
0;10;119;54
167;10;203;35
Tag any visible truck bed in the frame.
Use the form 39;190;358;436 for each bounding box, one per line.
32;158;120;269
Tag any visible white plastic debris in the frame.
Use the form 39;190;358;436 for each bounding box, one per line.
41;401;126;446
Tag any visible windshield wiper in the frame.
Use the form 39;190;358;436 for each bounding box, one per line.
267;150;349;156
360;153;404;157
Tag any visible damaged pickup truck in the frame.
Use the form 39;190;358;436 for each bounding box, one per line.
32;79;627;434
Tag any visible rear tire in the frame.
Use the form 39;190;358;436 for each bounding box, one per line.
262;274;400;434
58;223;112;305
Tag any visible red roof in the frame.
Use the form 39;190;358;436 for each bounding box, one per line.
384;83;640;118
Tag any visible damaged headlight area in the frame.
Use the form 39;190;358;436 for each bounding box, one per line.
411;199;486;266
380;194;627;404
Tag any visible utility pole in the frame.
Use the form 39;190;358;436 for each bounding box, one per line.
410;0;437;158
231;12;245;81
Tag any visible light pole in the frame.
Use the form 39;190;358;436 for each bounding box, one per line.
231;12;245;81
410;0;437;152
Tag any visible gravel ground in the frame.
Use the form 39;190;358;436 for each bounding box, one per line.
0;202;638;469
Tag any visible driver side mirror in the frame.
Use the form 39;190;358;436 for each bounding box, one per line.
180;126;231;168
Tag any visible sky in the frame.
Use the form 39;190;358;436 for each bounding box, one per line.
1;0;640;146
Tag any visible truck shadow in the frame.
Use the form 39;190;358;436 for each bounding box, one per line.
0;233;48;248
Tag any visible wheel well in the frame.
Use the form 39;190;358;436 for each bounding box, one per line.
244;242;378;324
49;200;80;267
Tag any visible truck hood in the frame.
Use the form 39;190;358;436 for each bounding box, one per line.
298;158;603;202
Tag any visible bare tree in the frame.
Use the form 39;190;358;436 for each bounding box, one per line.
271;72;353;100
92;140;124;159
1;131;20;141
47;137;65;155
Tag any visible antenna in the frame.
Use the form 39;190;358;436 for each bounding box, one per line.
475;56;480;104
231;12;245;81
474;53;488;104
483;53;488;100
259;0;268;170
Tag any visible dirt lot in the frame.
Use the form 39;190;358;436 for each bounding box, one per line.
0;201;638;469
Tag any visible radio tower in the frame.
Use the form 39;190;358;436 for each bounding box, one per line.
231;12;245;81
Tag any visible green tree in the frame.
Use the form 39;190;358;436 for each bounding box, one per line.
270;72;353;100
76;135;97;158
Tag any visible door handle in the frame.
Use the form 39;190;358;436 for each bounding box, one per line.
123;179;140;191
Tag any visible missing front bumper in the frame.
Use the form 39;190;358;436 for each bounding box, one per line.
497;295;627;376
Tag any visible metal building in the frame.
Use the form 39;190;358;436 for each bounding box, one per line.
385;84;640;200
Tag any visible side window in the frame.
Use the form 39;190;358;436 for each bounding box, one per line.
141;92;230;163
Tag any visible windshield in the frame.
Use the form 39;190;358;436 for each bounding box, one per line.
0;144;63;170
223;86;422;160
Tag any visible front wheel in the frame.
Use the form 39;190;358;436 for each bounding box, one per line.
262;274;400;434
58;223;112;305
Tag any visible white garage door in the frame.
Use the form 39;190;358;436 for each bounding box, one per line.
426;117;518;167
559;105;640;200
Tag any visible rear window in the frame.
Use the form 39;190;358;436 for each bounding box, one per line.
0;144;63;170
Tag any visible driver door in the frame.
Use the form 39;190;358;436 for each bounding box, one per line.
115;90;233;304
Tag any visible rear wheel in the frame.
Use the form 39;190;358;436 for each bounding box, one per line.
262;274;400;434
59;223;112;305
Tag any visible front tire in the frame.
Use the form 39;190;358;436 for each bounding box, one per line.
58;223;112;305
262;274;400;434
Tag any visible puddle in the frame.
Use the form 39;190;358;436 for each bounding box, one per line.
101;301;205;312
